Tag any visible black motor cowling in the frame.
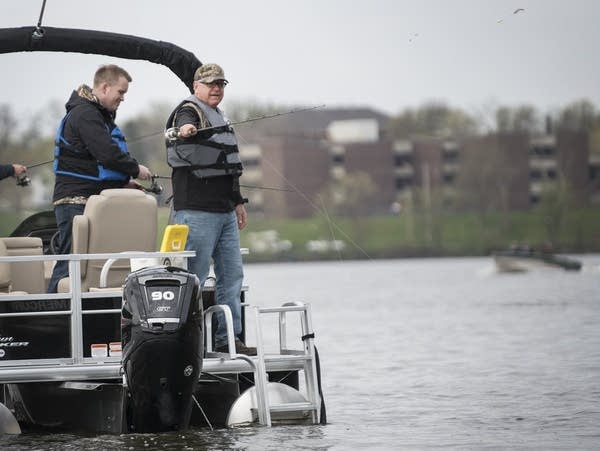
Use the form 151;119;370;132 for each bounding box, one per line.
121;266;202;433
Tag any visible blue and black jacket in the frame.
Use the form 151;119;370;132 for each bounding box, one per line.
52;87;141;202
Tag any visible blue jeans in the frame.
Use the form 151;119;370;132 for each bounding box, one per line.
173;209;244;347
47;203;85;293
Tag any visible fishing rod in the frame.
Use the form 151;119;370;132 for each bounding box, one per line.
13;158;54;186
27;159;53;169
128;105;325;144
165;104;325;143
152;174;293;193
12;158;164;195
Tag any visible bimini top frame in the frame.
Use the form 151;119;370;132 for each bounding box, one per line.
0;26;201;93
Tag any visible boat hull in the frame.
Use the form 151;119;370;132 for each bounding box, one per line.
3;382;125;433
493;251;582;272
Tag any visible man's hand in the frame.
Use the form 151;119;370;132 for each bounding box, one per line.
12;164;27;176
179;124;198;138
136;164;152;180
125;180;144;190
235;204;248;230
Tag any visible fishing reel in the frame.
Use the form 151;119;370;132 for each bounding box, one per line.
164;127;180;143
16;175;31;187
142;174;164;195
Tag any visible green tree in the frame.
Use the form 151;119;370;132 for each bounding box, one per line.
554;99;600;154
122;102;173;176
535;176;574;246
317;171;377;217
0;104;17;148
555;99;598;131
223;99;284;123
495;104;541;134
388;102;477;140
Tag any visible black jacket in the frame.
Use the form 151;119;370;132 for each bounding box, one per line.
52;88;141;202
0;164;14;181
171;105;245;212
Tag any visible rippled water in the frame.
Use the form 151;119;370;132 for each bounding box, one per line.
1;256;599;450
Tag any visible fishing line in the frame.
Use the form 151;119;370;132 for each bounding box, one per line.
318;194;343;261
236;130;372;260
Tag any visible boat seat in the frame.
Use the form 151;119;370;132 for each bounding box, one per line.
57;189;157;293
0;238;12;293
0;237;46;294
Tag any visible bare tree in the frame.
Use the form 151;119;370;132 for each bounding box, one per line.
0;104;17;148
389;102;478;140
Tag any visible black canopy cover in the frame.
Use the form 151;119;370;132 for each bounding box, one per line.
0;26;201;92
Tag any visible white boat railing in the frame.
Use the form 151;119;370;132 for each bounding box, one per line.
0;251;323;428
0;251;194;376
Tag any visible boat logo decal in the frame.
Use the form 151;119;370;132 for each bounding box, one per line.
0;336;30;352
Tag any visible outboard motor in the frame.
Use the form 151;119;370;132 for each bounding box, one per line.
121;266;202;433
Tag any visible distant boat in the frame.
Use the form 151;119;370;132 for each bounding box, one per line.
492;249;582;272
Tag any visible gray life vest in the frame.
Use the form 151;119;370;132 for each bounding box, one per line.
166;96;243;178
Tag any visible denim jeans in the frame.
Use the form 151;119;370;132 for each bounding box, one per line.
47;203;85;293
173;209;244;347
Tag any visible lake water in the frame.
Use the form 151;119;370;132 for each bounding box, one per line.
1;256;599;450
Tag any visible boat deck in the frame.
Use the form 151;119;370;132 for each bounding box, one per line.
0;251;323;427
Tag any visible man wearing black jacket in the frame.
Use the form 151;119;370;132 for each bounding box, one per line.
167;63;254;355
47;64;152;293
0;163;27;181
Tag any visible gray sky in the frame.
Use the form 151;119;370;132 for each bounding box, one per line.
1;0;599;124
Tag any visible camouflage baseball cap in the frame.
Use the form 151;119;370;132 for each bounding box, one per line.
194;63;228;84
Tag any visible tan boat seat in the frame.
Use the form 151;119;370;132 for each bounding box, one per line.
0;237;45;294
57;188;157;292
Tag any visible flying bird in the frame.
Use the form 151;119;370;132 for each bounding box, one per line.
497;8;525;23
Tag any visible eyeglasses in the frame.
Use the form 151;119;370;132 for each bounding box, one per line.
200;81;227;89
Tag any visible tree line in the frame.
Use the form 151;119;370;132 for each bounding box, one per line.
1;98;599;213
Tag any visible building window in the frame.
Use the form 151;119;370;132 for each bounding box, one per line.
443;151;458;163
395;177;411;189
530;193;540;205
394;155;412;166
530;169;541;180
244;158;260;167
332;154;344;164
531;145;554;157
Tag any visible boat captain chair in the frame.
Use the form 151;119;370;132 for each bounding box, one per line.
57;189;157;293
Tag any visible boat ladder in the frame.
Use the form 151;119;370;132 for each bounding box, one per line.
204;301;322;427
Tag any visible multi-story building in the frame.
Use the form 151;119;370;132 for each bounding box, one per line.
238;109;598;218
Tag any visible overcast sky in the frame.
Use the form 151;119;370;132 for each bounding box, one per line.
1;0;599;124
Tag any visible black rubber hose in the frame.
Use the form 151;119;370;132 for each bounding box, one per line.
313;345;327;424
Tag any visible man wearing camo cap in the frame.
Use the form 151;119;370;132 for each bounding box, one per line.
165;63;254;355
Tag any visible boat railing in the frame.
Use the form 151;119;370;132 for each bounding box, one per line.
0;251;323;427
0;250;194;381
203;301;322;426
